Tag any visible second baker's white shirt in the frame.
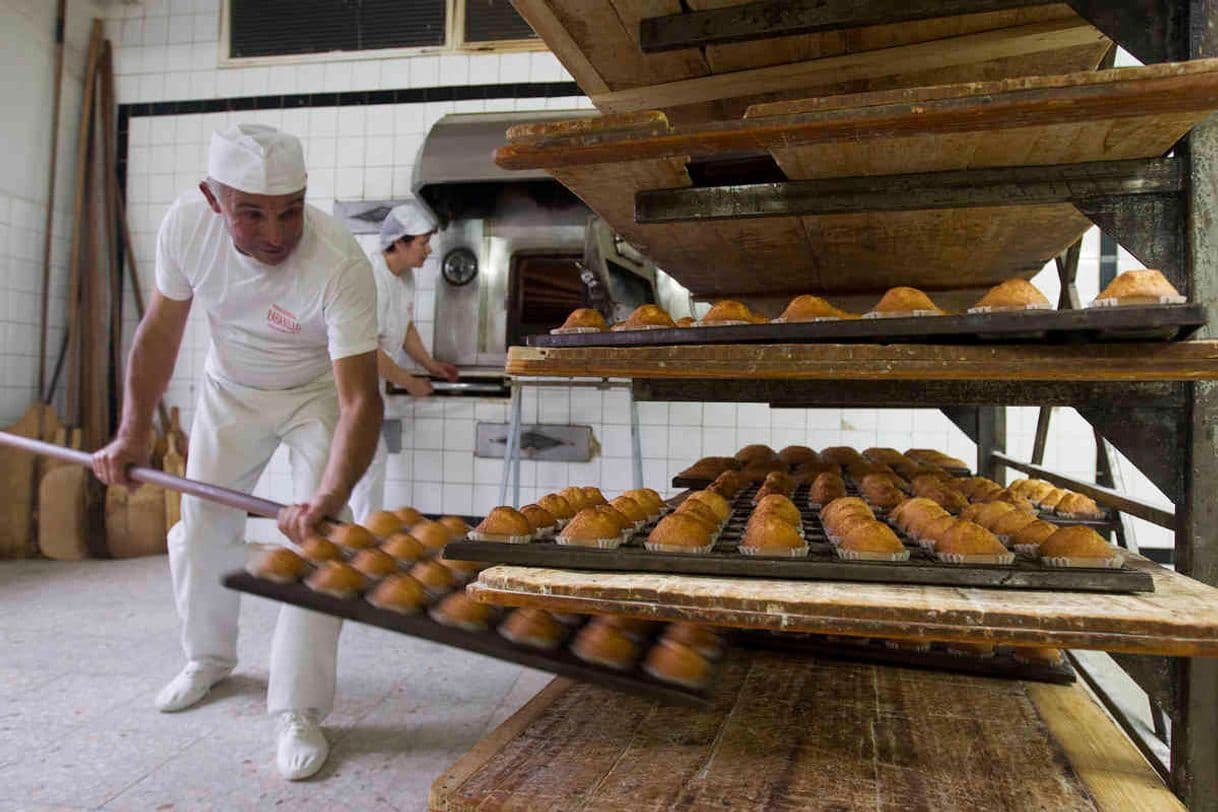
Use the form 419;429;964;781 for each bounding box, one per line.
155;194;378;389
370;250;414;357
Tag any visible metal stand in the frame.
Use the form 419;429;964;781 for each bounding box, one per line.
498;378;641;507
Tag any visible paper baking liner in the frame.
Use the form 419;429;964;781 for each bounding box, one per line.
883;639;931;652
738;544;810;558
967;303;1054;314
550;326;605;334
497;626;563;651
1040;554;1125;569
1053;510;1107;520
245;561;310;584
610;323;673;331
862;309;943;319
1087;294;1187;308
366;595;424;615
698;319;753;327
834;547;912;562
557;535;625;550
1012;543;1043;557
642;663;709;691
771;315;843;324
644;541;715;554
467;530;533;544
935;551;1016;565
427;608;490;632
532;525;557;540
571;646;634;671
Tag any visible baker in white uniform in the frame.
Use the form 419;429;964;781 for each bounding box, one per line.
92;124;383;781
348;200;459;521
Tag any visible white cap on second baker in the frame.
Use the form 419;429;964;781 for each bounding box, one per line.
379;200;439;250
207;124;307;195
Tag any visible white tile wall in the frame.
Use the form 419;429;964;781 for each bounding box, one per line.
99;0;574;106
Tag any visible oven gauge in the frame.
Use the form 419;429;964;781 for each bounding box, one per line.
442;247;478;286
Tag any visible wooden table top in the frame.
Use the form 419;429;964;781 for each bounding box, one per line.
468;556;1218;657
430;649;1181;811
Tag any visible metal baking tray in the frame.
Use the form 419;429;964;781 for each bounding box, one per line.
223;573;714;707
737;631;1076;685
444;491;1152;593
531;303;1206;348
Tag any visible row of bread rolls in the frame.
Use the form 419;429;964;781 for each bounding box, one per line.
644;490;731;554
679;444;969;487
568;615;724;689
819;498;910;562
888;497;1123;566
554;271;1182;334
463;486;665;549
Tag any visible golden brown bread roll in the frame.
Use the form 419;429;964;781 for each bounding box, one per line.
740;514;807;556
868;286;945;317
700;299;757;325
299;536;344;564
429;591;495;631
553;307;608;333
305;561;367;599
571;621;639;670
367;574;428;614
498;608;567;650
775;294;857;322
646;513;714;553
363;510;405;537
1092;269;1182;305
471;506;532;541
611;304;675;331
331;524;377;550
350;548;399;579
971;278;1051;311
381;532;425;564
643;639;712;689
246;547;310;583
560;507;627;547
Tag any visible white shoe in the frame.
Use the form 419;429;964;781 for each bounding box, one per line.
276;710;329;781
155;662;233;712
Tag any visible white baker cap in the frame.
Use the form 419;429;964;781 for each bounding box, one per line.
207;124;306;195
379;200;439;250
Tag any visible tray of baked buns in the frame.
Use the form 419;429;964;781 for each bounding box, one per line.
444;458;1150;594
738;631;1076;685
226;508;725;708
535;272;1203;348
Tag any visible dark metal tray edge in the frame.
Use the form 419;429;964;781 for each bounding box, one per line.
222;573;713;708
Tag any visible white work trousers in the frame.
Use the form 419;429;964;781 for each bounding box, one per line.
346;432;387;523
170;370;346;718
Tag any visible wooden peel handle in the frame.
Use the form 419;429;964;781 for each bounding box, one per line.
0;430;286;520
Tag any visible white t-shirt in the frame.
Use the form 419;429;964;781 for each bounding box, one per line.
370;251;414;357
155;194;378;390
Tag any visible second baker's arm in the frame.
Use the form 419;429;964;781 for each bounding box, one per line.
404;322;459;382
92;292;192;486
277;350;383;542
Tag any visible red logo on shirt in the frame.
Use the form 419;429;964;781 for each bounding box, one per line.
266;304;302;334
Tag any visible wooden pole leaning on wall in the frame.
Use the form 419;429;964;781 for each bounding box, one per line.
37;0;67;401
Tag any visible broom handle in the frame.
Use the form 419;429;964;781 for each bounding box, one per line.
0;430;286;520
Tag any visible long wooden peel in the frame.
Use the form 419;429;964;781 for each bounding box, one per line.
0;430;295;527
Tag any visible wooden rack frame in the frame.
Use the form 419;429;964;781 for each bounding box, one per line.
494;0;1218;805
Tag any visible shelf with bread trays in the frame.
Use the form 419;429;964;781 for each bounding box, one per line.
447;485;1152;592
480;0;1218;804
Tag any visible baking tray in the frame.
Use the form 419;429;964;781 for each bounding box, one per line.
222;573;714;708
737;630;1076;685
444;490;1152;593
532;303;1206;348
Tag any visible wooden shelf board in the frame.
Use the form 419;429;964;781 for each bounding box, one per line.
467;556;1218;657
507;340;1218;382
430;649;1182;812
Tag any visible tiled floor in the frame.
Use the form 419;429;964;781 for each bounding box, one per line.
0;556;552;811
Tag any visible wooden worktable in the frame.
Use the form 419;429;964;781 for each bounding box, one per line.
430;649;1181;811
468;556;1218;657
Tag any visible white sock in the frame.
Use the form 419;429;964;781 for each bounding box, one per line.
154;661;233;713
276;710;329;781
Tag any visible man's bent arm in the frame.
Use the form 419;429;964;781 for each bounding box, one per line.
319;350;383;506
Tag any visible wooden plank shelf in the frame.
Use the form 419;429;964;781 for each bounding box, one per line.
507;340;1218;382
466;554;1218;657
530;303;1206;349
496;60;1218;298
222;573;715;708
431;649;1183;812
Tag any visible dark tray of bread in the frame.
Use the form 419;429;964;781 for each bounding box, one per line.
737;631;1075;685
536;275;1203;348
226;506;725;708
445;479;1153;593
